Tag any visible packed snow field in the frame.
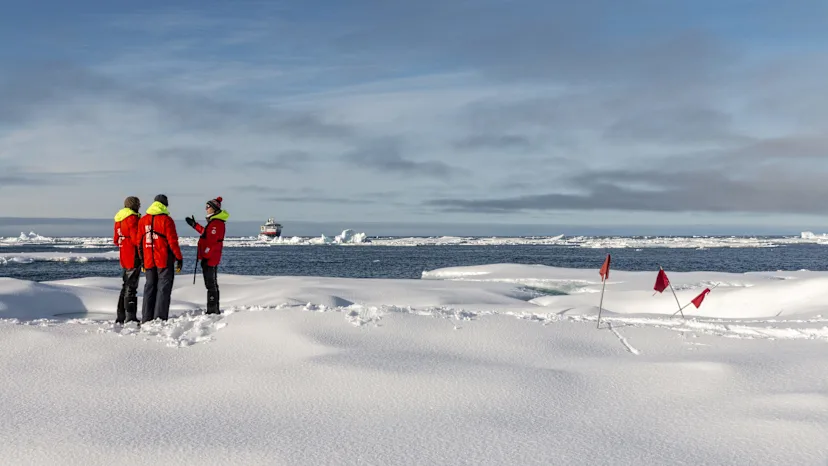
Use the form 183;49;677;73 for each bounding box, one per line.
1;263;828;464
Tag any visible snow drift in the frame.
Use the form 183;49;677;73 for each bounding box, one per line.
2;263;828;338
422;264;828;319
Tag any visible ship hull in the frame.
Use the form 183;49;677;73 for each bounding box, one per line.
260;218;282;238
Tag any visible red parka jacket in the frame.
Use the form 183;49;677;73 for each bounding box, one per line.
193;210;228;267
113;208;142;269
138;201;183;269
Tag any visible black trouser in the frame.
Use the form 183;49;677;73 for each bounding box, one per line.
116;260;141;324
142;253;176;322
202;259;220;314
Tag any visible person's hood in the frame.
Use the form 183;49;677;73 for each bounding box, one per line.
146;201;170;216
114;208;139;222
208;210;229;221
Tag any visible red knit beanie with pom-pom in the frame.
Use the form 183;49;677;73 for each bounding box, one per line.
207;196;223;211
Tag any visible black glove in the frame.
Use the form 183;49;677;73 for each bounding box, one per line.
185;215;196;228
175;258;183;273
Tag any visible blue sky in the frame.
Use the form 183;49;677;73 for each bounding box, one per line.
2;0;828;232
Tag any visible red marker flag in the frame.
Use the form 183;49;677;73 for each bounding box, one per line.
691;288;711;308
596;254;611;329
653;269;670;293
599;254;611;281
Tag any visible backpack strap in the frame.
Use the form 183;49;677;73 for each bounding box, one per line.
149;215;167;238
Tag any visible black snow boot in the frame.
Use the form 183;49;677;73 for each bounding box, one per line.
206;290;220;314
116;293;126;324
125;298;139;323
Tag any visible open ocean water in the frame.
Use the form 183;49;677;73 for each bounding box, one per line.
3;240;828;282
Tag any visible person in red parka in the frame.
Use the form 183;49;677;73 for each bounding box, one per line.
113;196;142;324
138;194;183;322
186;196;228;315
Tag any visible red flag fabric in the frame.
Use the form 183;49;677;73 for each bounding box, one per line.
653;269;670;293
691;288;711;308
599;254;611;281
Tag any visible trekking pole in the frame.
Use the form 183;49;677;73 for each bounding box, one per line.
189;213;198;285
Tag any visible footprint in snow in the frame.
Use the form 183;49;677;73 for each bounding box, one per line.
102;310;228;347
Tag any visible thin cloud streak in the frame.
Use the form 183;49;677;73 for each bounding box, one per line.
426;168;828;215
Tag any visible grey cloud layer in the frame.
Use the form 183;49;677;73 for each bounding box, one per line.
243;151;315;172
427;167;828;214
0;169;123;189
4;2;828;221
157;147;224;166
0;64;351;142
332;2;736;87
343;140;464;180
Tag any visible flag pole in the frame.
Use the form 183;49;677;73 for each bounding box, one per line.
596;253;610;329
597;277;607;329
671;302;691;318
662;265;684;319
672;283;719;317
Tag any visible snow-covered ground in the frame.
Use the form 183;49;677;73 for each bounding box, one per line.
1;264;827;464
6;230;828;248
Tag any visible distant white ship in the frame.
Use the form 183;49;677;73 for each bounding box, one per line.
259;218;283;238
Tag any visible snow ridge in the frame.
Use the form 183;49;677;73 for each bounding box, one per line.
4;302;827;353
